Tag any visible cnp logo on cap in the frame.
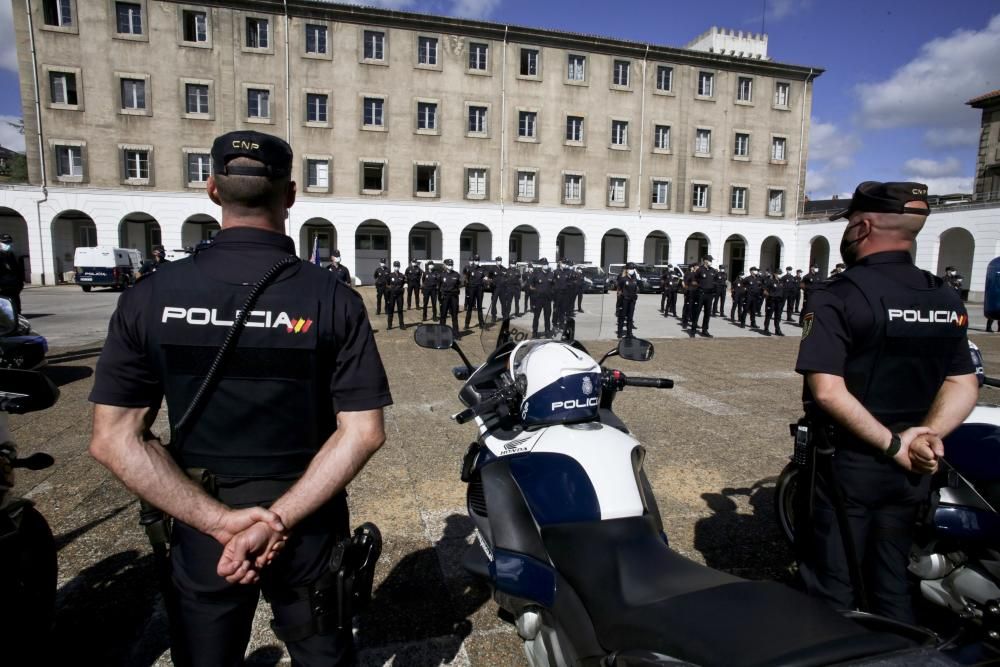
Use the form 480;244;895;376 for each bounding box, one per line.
211;130;293;179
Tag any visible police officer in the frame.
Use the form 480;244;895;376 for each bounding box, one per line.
795;181;978;623
139;245;171;281
499;260;519;321
520;262;533;315
688;255;718;336
464;255;486;330
508;260;522;317
799;264;821;325
439;259;461;336
714;267;728;316
373;258;388;315
617;262;640;338
680;265;697;328
530;258;554;338
88;130;391;666
663;268;681;317
0;233;24;314
487;256;505;323
943;266;964;296
730;271;746;322
404;259;422;310
659;265;672;313
792;269;804;313
829;262;847;277
781;267;797;321
574;264;585;313
328;249;351;286
421;261;439;321
552;260;573;329
385;260;406;330
762;270;785;336
740;267;764;328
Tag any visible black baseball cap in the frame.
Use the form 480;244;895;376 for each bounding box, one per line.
704;255;714;262
211;131;293;179
393;260;400;267
332;249;341;257
444;258;454;266
626;262;636;269
829;181;931;221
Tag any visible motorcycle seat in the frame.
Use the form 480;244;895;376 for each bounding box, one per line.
542;515;914;667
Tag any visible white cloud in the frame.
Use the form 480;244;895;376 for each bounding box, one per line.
806;119;860;197
0;1;17;73
902;156;963;178
450;0;500;19
0;116;25;152
906;176;973;195
924;127;980;149
856;14;1000;130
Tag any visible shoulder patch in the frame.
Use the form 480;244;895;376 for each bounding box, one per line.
802;312;814;340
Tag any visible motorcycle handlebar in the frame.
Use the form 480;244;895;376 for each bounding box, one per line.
624;376;674;389
983;376;1000;389
453;390;510;425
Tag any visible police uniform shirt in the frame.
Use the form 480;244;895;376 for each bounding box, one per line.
90;226;393;424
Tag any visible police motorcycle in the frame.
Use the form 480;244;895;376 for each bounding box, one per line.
414;318;955;666
0;296;60;654
775;341;1000;655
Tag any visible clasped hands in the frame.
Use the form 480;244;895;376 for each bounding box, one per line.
208;506;290;585
893;426;945;475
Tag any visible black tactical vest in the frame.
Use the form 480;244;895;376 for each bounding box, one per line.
147;256;337;477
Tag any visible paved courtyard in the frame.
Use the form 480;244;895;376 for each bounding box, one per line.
10;284;1000;665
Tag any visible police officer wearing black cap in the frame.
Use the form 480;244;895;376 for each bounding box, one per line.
793;269;804;313
740;267;764;328
663;267;681;317
573;263;585;313
421;261;439;321
943;266;964;296
385;261;406;330
439;259;462;335
464;255;486;330
781;267;797;321
713;267;727;317
530;258;554;337
795;181;978;622
404;260;422;310
799;264;821;325
730;271;746;321
617;262;640;338
762;270;785;336
88;130;391;665
0;233;22;315
373;258;388;315
139;245;171;280
487;256;505;323
328;250;351;286
688;255;718;336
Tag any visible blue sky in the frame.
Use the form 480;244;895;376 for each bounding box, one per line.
1;0;997;197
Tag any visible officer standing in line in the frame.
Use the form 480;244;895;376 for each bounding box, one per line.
680;265;697;328
943;266;964;296
404;260;422;310
487;256;505;323
574;264;585;313
762;270;785;336
138;245;171;281
508;260;522;317
521;262;533;315
373;258;388;315
730;271;746;322
499;260;518;321
0;233;24;314
688;255;718;337
663;268;681;317
464;255;486;330
439;259;462;336
530;258;554;338
795;181;978;622
740;267;764;329
659;265;672;313
552;260;572;329
714;267;728;316
328;249;351;286
799;264;821;325
385;261;406;330
781;267;797;321
421;261;439;321
793;269;804;313
617;262;640;338
88;131;391;665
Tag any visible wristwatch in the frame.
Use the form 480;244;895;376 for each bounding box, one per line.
883;432;902;459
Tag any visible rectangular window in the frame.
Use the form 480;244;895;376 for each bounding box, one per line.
737;76;753;102
774;82;790;107
611;120;628;147
246;17;269;49
692;183;709;209
247;88;270;119
305;24;328;54
43;0;73;26
182;10;207;43
120;78;146;110
124;149;149;180
651;180;670;205
467;168;487;197
608;177;627;204
50;71;77;105
363;30;385;60
564;174;582;203
417;36;438;65
518;111;537;139
362;162;384;191
517;171;536;199
567;54;586;81
656;65;673;92
417;102;437;130
116;2;142;35
566;116;584;142
768;189;785;215
654;125;670;150
612;60;630;87
306;93;328;123
731;186;747;211
363;97;384;127
187;153;211;184
698;71;714;97
468;105;488;134
734;132;750;157
185;83;209;114
520;48;538;76
415;164;437;195
469;42;489;70
772;136;787;161
695;128;711;155
55;145;82;177
307;159;329;188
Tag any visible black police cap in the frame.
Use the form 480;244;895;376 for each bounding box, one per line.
829;181;930;221
538;258;549;265
444;258;454;266
211;131;293;179
495;255;502;262
332;249;341;258
393;260;400;267
626;262;636;269
704;255;714;261
472;254;480;261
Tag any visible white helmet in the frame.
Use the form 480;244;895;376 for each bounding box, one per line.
510;341;601;427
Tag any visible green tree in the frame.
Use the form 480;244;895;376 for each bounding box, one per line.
7;154;27;182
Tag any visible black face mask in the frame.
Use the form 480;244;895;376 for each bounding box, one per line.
839;221;870;267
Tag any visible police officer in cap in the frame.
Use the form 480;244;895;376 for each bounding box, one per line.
713;266;727;317
781;267;797;321
740;267;764;328
385;261;406;330
530;258;554;337
943;266;964;296
404;259;422;310
487;256;505;323
792;269;804;313
464;255;486;330
139;245;171;281
688;255;718;336
328;249;351;286
373;258;388;315
795;181;978;622
421;261;439;321
88;130;391;665
439;259;462;336
617;262;640;338
799;264;821;325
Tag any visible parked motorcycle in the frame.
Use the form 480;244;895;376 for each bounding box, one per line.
774;341;1000;651
415;319;958;666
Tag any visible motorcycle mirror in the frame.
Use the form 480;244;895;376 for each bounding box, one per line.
13;452;54;471
452;366;471;381
0;369;60;413
618;337;655;362
413;324;454;350
0;297;16;337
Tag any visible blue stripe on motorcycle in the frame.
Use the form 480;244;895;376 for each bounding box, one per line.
508;453;601;525
490;548;557;608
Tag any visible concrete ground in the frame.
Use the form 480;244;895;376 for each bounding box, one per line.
10;284;1000;665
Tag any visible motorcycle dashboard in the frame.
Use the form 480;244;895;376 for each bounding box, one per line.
459;341;518;408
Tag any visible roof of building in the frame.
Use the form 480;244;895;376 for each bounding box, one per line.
967;89;1000;107
0;146;21;159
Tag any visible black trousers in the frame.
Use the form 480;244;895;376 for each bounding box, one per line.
440;293;459;334
386;291;404;328
665;290;678;316
169;496;353;667
421;288;438;320
793;291;802;313
786;294;796;321
406;284;420;309
375;286;385;314
681;292;692;326
513;289;522;315
730;294;745;321
716;291;726;315
500;291;513;320
552;291;566;327
576;291;583;311
742;294;762;327
660;289;668;311
532;297;552;336
489;289;501;320
617;297;636;337
764;296;785;333
464;287;484;328
799;448;929;624
689;291;713;332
